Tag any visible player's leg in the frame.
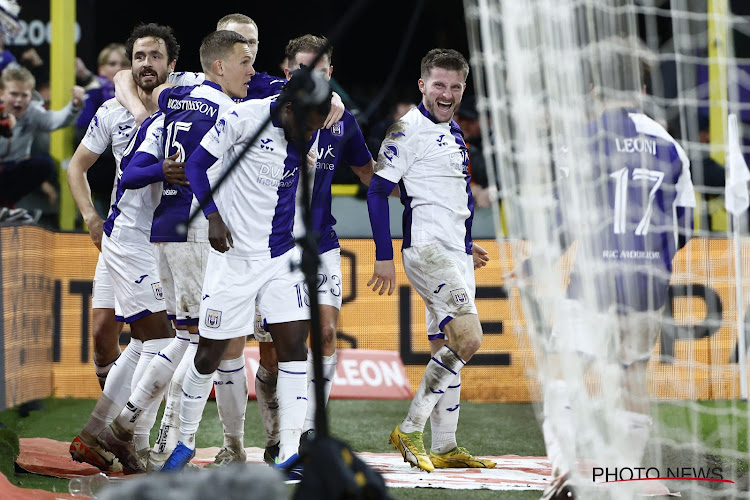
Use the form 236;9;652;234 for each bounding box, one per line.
302;248;343;438
91;254;124;389
162;249;259;472
391;244;479;472
95;235;187;473
613;307;663;469
255;325;280;466
92;309;123;389
70;254;132;471
149;242;208;470
260;247;311;482
210;335;249;466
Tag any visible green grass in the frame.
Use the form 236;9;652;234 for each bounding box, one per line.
0;398;545;500
4;398;746;499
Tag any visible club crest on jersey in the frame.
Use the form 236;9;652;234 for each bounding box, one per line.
205;309;222;328
382;143;399;162
330;122;343;136
152;283;164;301
450;288;469;305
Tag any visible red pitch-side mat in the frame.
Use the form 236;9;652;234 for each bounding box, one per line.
14;438;678;495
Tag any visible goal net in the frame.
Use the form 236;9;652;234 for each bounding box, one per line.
464;0;750;498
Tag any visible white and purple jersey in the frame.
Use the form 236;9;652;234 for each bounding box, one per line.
168;71;285;102
561;107;695;312
299;110;372;254
102;112;165;241
80;98;138;211
149;81;236;242
186;97;319;258
370;103;473;258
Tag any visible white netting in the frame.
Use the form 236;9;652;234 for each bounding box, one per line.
465;0;750;498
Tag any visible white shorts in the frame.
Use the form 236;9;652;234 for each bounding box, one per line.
154;241;210;326
402;243;477;339
199;247;310;340
101;233;166;323
92;253;115;310
549;298;663;366
316;248;344;309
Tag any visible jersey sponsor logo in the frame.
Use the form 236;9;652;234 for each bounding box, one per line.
202;294;210;300
331;122;343;136
390;131;405;139
166;98;218;118
436;134;448;147
450;288;469;305
317;143;335;160
383;143;399;162
615;137;657;156
152;282;164;300
260;138;274;151
434;283;446;293
257;164;298;188
450;152;468;174
135;274;148;284
163;188;178;196
205;308;222;328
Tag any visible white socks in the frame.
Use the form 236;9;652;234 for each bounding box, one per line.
401;346;466;433
214;355;248;447
277;361;307;463
430;372;461;454
153;333;198;457
303;351;337;432
255;363;279;447
117;336;188;434
178;361;215;449
82;339;142;442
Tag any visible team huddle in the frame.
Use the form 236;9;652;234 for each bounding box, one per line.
66;14;493;483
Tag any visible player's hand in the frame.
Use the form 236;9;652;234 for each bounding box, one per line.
306;148;317;170
472;243;490;269
162;152;189;186
368;260;396;296
72;85;86;108
86;216;105;251
323;91;345;129
207;212;234;253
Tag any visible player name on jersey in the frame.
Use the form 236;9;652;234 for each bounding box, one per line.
166;98;219;117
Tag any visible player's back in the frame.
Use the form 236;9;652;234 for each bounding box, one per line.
562;107;694;311
150;82;235;242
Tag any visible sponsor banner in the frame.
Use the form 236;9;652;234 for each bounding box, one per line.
240;347;412;400
2;226;750;403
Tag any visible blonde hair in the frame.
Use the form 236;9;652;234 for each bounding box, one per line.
97;43;127;68
0;66;34;90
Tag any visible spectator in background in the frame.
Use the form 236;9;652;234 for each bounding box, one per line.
454;95;491;208
0;66;84;216
74;44;130;220
365;98;416;160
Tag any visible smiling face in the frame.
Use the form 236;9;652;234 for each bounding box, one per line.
418;67;466;123
130;36;174;91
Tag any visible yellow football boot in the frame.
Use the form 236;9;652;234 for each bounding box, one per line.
430;446;496;469
389;424;434;472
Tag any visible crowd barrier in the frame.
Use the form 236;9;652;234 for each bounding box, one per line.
1;225;748;410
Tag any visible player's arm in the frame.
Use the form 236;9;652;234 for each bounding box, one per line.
36;85;85;131
323;92;345;129
350;158;374;186
472;243;490;269
67;143;104;249
184;145;232;252
366;174;398;295
120;151;187;190
113;69;150;125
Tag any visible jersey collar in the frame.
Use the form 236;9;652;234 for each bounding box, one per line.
417;102;462;136
202;80;222;92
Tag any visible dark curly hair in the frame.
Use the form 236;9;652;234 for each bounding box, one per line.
125;23;180;64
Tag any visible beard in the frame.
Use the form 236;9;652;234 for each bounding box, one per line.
134;69;165;91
